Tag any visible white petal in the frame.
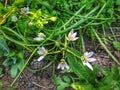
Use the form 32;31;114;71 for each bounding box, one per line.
57;64;61;69
82;61;87;66
72;37;79;41
34;37;44;41
68;29;74;36
42;46;45;50
72;32;77;37
88;58;96;62
86;52;94;58
84;52;89;56
66;37;70;41
65;62;69;69
85;62;93;71
37;55;45;61
68;31;72;36
37;49;43;55
37;46;45;54
61;66;65;70
66;64;69;69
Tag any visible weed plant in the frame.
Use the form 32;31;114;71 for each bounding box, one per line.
0;0;120;90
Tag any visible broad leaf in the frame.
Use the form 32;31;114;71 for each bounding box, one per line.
10;64;18;78
0;37;9;56
12;0;24;7
66;49;96;83
113;41;120;50
53;75;70;90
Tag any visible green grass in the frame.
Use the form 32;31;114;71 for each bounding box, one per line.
0;0;120;90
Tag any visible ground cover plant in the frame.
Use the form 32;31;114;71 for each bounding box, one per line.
0;0;120;90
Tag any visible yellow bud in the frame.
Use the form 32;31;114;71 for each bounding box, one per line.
49;17;57;22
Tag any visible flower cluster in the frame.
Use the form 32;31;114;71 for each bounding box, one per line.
35;29;96;71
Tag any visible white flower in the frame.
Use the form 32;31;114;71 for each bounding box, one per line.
20;7;30;14
37;46;48;61
81;52;96;71
57;59;69;70
66;29;79;41
11;16;18;22
34;33;46;41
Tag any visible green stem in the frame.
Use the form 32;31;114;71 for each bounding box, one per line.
11;32;54;86
2;26;27;43
91;27;120;65
108;23;117;41
55;5;99;36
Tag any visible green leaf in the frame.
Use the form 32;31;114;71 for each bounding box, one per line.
7;51;16;57
116;0;120;5
3;58;13;66
63;76;71;83
100;67;110;76
66;51;95;83
10;64;18;78
0;37;9;56
113;41;120;50
72;83;95;90
12;0;24;7
16;59;24;70
114;87;120;90
16;52;24;70
53;75;70;90
0;2;4;15
0;68;3;75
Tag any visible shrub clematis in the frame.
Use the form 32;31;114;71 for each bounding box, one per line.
81;52;96;71
11;16;18;22
57;59;69;70
37;46;48;61
20;7;30;14
34;33;46;41
66;29;79;41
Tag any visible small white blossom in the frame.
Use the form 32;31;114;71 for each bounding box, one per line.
34;33;46;41
37;46;48;61
57;59;69;70
66;29;79;41
81;52;96;71
20;7;30;14
11;16;18;22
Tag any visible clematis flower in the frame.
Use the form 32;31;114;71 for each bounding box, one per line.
57;59;69;70
66;29;79;41
81;52;96;71
20;7;30;14
34;33;46;41
37;46;48;61
11;16;18;22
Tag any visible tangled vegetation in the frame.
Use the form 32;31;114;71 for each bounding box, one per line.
0;0;120;90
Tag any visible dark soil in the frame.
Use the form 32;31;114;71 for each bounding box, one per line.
0;22;120;90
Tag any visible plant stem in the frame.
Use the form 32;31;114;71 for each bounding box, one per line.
91;27;120;65
11;32;54;86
